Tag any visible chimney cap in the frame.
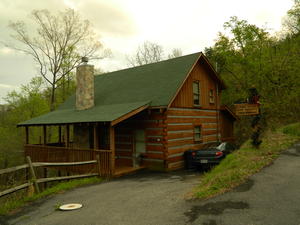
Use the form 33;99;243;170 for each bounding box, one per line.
81;57;89;64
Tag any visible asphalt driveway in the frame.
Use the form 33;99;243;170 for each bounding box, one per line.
2;142;300;225
187;142;300;225
2;170;200;225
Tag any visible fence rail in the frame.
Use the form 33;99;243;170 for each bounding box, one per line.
0;164;29;175
24;144;113;176
0;156;101;198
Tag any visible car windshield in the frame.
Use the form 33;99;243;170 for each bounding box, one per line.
216;142;226;151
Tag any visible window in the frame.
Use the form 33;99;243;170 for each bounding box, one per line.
194;125;202;142
209;89;215;104
193;81;200;106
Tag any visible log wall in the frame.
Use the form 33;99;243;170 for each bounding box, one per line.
165;108;220;170
114;110;167;169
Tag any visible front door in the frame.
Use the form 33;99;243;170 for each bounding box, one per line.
134;129;146;167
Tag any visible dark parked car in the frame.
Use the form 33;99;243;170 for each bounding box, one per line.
184;142;236;170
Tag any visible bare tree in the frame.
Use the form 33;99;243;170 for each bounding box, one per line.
127;41;183;66
8;9;108;110
127;41;164;66
168;48;182;59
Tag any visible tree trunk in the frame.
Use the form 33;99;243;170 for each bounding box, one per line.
67;73;70;96
62;75;66;102
50;84;56;111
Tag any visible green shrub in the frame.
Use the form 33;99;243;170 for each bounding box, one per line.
281;123;300;137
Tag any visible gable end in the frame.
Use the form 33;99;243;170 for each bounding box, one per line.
168;53;226;109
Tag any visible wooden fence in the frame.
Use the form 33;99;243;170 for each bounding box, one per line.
24;144;113;176
0;156;101;198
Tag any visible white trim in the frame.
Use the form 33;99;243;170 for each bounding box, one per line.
203;133;221;138
168;123;193;125
147;143;163;146
203;128;217;131
202;122;217;125
168;144;195;150
203;141;219;145
168;130;193;134
168;152;184;158
147;151;163;154
167;140;219;150
168;137;193;142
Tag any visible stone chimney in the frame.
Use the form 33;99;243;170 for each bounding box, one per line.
76;57;94;110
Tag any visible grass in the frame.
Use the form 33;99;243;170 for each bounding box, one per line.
280;122;300;136
193;122;300;200
0;176;102;215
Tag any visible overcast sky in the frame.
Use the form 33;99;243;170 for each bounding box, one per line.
0;0;294;104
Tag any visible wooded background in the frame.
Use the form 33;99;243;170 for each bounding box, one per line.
1;1;300;168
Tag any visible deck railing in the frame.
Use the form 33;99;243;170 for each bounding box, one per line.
24;144;113;177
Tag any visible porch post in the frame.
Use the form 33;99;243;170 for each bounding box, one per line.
43;125;47;145
25;126;29;144
93;123;98;149
24;126;29;181
58;126;62;144
66;124;70;148
109;125;115;175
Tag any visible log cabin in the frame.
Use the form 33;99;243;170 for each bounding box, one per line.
18;52;237;177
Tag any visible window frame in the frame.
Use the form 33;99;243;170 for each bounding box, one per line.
209;89;215;104
193;80;201;107
194;125;202;142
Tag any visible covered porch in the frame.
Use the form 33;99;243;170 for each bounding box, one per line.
17;100;151;177
22;122;144;177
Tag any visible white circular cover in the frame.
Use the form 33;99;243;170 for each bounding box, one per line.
59;203;83;211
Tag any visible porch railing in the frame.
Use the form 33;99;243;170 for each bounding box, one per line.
24;144;113;177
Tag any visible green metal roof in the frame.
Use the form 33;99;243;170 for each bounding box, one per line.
18;52;207;126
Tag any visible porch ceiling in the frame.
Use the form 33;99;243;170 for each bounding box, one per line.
18;101;150;126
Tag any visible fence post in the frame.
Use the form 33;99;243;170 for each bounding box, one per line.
26;156;40;194
96;154;101;177
43;168;48;190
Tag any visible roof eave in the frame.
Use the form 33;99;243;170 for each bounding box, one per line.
167;53;202;108
111;103;150;126
201;54;226;90
221;105;239;121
